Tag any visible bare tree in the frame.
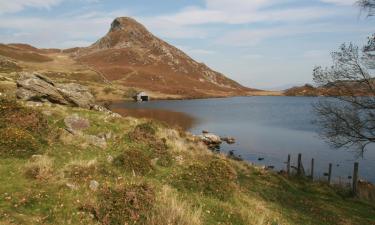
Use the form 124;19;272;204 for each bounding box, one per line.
358;0;375;16
313;1;375;154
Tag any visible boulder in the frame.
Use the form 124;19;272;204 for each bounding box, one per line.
16;72;68;104
64;114;90;134
16;72;95;108
56;83;94;108
199;133;222;148
221;136;236;144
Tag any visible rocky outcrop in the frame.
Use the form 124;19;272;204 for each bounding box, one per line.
16;72;95;108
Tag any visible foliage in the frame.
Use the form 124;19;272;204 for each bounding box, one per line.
123;87;138;99
102;86;115;94
172;158;237;200
0;127;40;158
114;149;153;175
94;182;155;225
0;98;49;136
312;1;375;153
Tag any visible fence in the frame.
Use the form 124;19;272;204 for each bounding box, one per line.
286;153;360;195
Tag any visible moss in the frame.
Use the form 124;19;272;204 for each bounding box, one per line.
114;149;153;175
172;158;237;200
0;127;41;158
93;182;155;225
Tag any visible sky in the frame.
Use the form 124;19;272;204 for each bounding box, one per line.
0;0;374;89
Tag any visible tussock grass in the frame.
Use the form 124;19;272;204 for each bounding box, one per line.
63;160;98;182
24;155;54;180
149;185;203;225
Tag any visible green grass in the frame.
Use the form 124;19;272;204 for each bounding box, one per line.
0;99;374;225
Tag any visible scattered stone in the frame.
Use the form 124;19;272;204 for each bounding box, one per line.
199;133;222;145
107;155;114;163
66;182;78;190
89;180;99;191
90;104;122;118
221;136;236;144
64;114;90;134
98;132;112;140
85;135;107;149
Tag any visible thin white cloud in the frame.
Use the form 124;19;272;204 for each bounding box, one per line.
0;0;63;14
320;0;357;6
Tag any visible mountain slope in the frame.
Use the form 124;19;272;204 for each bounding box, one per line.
70;17;252;98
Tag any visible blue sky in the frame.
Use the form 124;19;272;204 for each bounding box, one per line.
0;0;373;89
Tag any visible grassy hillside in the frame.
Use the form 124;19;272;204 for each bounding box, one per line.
0;98;374;225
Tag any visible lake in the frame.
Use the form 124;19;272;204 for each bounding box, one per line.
111;97;375;183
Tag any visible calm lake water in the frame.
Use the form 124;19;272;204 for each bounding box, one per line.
111;97;375;183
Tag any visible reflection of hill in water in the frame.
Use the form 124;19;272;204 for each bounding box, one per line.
111;108;197;130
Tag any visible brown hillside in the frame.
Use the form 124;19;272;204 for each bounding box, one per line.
71;17;253;98
0;44;53;62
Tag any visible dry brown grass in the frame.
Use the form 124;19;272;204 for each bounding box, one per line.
149;185;202;225
24;155;54;180
63;160;98;182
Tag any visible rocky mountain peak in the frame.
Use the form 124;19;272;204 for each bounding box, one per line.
110;17;146;33
90;17;154;50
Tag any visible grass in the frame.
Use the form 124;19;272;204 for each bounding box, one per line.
0;99;374;225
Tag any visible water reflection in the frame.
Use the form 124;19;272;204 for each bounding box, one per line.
111;107;197;130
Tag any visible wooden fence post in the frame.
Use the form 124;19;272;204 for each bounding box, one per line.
287;154;291;175
311;158;314;180
353;162;359;195
328;163;332;184
297;153;302;176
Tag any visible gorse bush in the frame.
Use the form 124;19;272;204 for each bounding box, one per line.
0;99;49;134
95;182;155;225
129;122;157;141
172;158;238;200
114;149;153;175
0;127;40;158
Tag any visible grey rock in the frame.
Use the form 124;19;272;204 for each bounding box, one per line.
16;72;95;108
16;72;68;104
90;104;121;118
89;180;99;191
56;83;94;109
85;135;107;149
64;114;90;134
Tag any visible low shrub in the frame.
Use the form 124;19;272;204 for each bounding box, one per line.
0;127;40;158
0;99;49;135
94;182;155;225
114;149;153;175
128;122;173;167
129;122;157;141
103;86;115;94
172;158;238;200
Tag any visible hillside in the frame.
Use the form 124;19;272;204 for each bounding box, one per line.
0;17;273;101
0;97;374;225
68;17;253;98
